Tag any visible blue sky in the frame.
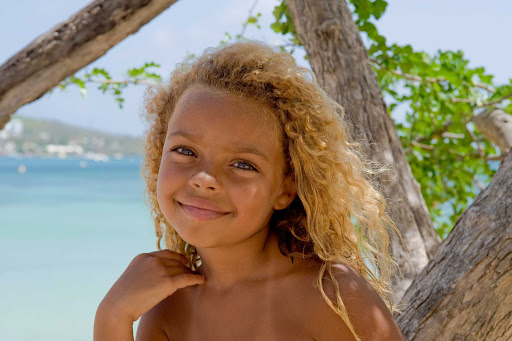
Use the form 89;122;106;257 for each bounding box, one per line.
1;0;511;137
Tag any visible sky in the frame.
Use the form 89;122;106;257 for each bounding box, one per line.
1;0;511;137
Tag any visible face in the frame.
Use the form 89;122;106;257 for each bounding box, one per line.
156;85;296;248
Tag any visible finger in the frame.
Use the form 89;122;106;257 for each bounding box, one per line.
170;273;205;291
160;261;203;278
159;258;192;270
147;249;188;266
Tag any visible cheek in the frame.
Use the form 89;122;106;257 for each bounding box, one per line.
232;181;275;217
156;171;165;204
156;173;168;215
156;163;181;207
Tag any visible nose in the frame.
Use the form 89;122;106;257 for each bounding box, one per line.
189;169;221;191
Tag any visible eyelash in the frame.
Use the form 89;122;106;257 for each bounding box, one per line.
170;146;258;172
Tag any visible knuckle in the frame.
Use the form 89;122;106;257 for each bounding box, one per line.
149;256;163;265
144;256;163;269
132;253;147;263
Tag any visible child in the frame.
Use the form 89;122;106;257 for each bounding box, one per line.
94;41;406;341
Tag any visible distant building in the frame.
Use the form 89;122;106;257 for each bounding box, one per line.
46;144;84;158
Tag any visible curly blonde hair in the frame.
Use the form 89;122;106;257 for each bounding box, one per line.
140;40;404;341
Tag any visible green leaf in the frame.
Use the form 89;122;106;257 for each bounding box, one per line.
373;0;388;19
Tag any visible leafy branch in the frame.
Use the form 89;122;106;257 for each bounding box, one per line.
52;63;162;108
262;0;511;235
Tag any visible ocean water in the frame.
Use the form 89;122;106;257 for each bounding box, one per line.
0;156;156;340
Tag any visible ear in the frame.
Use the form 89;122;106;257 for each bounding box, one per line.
274;173;297;210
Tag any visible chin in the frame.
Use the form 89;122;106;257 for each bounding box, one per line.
171;223;223;248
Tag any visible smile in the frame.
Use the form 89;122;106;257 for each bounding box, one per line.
179;202;229;220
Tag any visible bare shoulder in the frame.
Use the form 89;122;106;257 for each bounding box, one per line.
306;261;405;341
135;299;171;341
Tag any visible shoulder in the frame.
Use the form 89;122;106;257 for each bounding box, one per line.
304;261;405;341
135;290;190;341
135;299;171;340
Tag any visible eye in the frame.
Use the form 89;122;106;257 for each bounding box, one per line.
233;160;258;172
170;146;258;172
171;146;195;156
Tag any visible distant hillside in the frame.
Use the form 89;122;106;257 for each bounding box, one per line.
3;116;145;156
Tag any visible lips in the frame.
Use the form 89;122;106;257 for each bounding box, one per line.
178;197;228;213
178;201;229;220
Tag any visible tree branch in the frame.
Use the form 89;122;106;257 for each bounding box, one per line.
85;78;158;86
370;58;512;108
239;0;260;37
406;141;503;162
396;151;512;340
0;0;180;131
370;58;495;92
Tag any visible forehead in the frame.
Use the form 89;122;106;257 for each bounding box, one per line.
168;85;282;147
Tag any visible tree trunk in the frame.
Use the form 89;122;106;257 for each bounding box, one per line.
395;151;512;340
286;0;441;301
0;0;179;131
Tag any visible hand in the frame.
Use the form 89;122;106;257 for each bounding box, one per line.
98;249;205;322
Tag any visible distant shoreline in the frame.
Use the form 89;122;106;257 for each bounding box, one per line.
1;117;145;156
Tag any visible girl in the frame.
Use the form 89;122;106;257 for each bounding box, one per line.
94;41;406;341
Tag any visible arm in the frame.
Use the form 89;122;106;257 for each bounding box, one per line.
94;300;170;341
93;250;203;341
93;302;134;341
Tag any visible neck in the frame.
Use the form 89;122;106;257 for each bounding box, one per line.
195;228;288;292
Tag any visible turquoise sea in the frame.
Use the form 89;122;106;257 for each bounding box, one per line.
0;156;156;340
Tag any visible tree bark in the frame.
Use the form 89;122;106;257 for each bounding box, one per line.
473;109;512;156
0;0;179;131
395;150;512;340
286;0;442;301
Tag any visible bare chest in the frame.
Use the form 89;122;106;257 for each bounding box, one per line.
163;282;318;341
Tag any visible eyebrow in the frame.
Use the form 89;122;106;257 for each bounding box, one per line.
168;130;270;162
